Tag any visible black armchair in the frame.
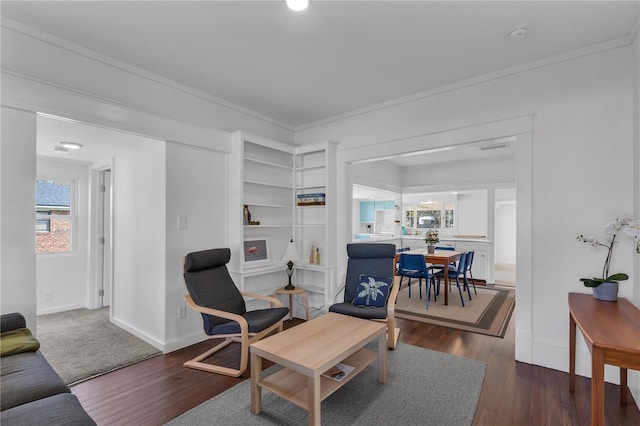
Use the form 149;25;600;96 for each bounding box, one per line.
328;243;400;349
183;248;289;377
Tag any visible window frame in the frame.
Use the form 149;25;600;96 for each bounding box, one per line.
35;178;77;255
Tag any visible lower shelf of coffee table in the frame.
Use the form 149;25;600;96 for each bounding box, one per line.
257;348;377;410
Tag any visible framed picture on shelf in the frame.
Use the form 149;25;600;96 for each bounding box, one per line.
243;238;271;268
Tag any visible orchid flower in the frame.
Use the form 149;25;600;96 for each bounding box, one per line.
576;217;635;287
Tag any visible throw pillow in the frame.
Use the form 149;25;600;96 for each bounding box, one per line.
352;274;393;308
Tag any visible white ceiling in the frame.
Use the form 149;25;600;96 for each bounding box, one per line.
37;115;158;164
2;1;638;130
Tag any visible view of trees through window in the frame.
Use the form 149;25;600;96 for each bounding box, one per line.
36;180;73;253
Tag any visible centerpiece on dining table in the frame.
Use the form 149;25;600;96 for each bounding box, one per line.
425;229;440;254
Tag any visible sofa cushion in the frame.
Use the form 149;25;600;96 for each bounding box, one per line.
1;393;96;426
0;351;70;411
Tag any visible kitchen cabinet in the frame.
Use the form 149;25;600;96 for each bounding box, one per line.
359;201;375;222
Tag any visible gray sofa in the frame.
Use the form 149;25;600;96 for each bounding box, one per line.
1;312;96;425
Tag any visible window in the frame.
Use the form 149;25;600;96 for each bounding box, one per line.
404;194;456;231
35;180;74;253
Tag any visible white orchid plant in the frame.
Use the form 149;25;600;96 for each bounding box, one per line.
576;217;639;287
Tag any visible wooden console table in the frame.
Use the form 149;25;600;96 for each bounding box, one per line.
568;292;640;425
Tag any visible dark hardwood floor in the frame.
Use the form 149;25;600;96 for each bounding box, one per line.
72;316;640;426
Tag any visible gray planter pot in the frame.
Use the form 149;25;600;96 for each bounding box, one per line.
592;281;619;302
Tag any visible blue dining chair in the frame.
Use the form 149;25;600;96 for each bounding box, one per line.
398;253;436;308
430;245;457;277
463;251;477;295
433;252;469;306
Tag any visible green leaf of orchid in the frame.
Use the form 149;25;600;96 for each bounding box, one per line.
605;273;629;282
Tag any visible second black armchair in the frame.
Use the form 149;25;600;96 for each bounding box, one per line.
182;248;289;377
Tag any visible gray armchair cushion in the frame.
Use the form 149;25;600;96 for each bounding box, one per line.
343;243;396;303
184;248;247;332
184;248;288;336
328;303;387;320
211;308;289;334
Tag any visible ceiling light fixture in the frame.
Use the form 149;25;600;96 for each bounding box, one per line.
507;26;528;40
60;141;83;149
286;0;309;12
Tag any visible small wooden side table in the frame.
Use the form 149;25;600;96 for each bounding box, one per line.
568;292;640;426
275;287;309;321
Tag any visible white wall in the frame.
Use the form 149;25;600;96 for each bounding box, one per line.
457;190;487;236
112;140;167;347
298;44;637;385
401;156;515;190
1;20;251;352
36;158;90;314
495;203;517;265
163;142;227;352
0;107;37;330
1;22;293;145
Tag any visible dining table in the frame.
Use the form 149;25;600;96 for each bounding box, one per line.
394;249;463;306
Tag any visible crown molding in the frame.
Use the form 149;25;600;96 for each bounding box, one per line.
1;70;233;152
296;34;634;132
1;17;295;132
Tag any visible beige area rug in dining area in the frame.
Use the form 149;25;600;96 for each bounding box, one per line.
395;281;515;337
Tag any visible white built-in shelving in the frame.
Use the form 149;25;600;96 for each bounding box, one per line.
228;132;337;316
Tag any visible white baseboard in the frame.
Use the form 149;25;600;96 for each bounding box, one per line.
163;331;208;354
36;303;85;316
111;316;164;352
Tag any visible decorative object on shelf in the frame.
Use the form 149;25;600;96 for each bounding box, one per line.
576;217;638;301
243;204;251;226
243;238;270;268
309;245;315;264
425;229;440;254
249;220;260;225
297;193;326;206
315;247;321;265
281;239;300;290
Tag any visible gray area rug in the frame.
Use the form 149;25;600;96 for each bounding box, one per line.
37;307;161;385
167;343;486;426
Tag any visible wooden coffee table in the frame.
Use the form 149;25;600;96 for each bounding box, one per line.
250;312;387;426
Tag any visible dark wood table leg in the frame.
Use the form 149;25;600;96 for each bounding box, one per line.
569;312;576;392
591;347;605;426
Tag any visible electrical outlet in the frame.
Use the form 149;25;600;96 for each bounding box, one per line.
178;304;187;319
44;291;53;302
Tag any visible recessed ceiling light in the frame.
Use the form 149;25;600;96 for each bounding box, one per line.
60;141;83;149
507;26;528;40
286;0;309;12
53;147;69;154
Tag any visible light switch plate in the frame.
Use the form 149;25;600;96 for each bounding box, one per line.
177;216;187;229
